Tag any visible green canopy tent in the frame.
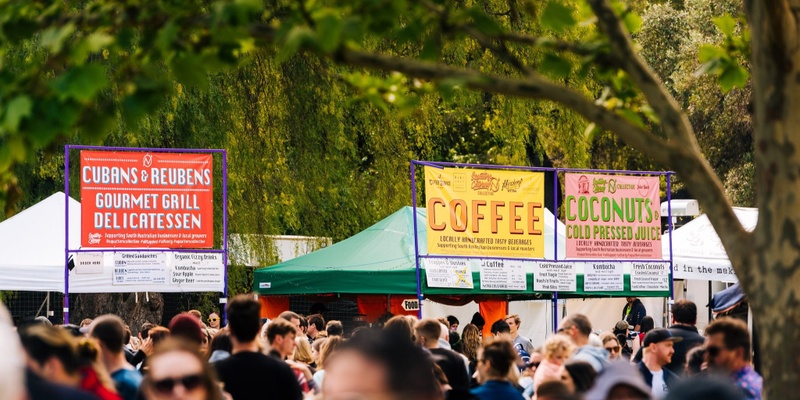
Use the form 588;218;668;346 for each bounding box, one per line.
253;207;669;298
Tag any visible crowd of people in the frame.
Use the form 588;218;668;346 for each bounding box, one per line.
0;296;762;400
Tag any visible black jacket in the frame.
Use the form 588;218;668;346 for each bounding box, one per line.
637;362;680;391
623;299;647;329
664;324;705;376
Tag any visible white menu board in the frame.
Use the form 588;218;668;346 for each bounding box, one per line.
423;258;474;289
171;253;225;287
479;260;526;291
630;262;670;291
533;262;577;292
113;252;167;285
584;262;624;291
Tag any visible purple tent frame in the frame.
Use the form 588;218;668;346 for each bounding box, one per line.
64;145;229;324
410;160;675;330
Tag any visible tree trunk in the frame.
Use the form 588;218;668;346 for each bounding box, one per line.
743;0;800;398
73;293;163;336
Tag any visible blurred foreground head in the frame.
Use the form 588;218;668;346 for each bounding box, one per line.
322;329;443;400
0;302;25;400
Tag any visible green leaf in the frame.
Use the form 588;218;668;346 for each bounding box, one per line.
277;26;314;62
618;109;645;128
69;32;115;64
698;45;725;63
50;64;108;102
172;54;209;90
420;33;441;61
540;1;576;33
623;12;642;34
540;53;572;79
719;64;748;92
316;13;343;53
3;96;33;133
583;123;601;142
713;14;737;37
467;7;503;35
40;23;76;54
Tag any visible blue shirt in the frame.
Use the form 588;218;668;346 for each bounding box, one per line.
111;368;142;400
732;365;763;400
471;380;525;400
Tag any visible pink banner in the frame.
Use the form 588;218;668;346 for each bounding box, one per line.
564;173;661;259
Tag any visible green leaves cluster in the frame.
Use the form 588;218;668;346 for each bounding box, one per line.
696;14;750;92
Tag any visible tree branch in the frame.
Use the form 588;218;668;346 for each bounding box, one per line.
336;47;674;164
498;33;600;57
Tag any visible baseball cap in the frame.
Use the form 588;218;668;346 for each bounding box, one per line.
643;328;683;347
615;320;632;331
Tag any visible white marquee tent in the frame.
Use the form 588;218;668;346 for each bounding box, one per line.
0;192;224;293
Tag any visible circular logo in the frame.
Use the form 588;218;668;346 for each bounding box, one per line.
637;177;650;197
143;154;153;168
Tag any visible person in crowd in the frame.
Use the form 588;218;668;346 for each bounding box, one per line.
601;332;623;361
684;346;706;377
213;295;301;400
534;334;575;395
585;361;652;400
168;313;205;349
206;330;232;364
665;300;705;376
122;327;135;362
459;323;481;382
1;302;26;400
612;321;634;359
299;316;308;336
89;315;142;400
632;316;656;363
559;360;597;396
312;336;343;388
19;324;120;400
293;335;316;371
200;328;213;356
449;331;462;353
637;329;681;399
471;338;525;400
187;310;203;323
414;318;471;394
663;375;746;400
622;297;647;332
704;317;762;400
383;315;417;343
322;330;443;400
491;319;530;368
148;327;171;347
278;311;302;328
311;337;327;367
81;319;94;329
438;321;455;350
505;314;535;356
470;312;486;334
326;320;344;337
447;315;460;332
559;314;608;372
307;314;325;344
520;349;542;399
129;323;156;370
141;339;222;400
266;317;314;393
536;380;580;400
207;312;221;330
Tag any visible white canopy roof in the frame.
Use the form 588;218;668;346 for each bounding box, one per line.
0;192;224;293
663;207;757;282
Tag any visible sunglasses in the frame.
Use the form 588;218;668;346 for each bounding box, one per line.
152;374;204;394
605;346;621;353
208;318;219;322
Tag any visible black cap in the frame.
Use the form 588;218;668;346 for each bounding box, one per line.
643;328;683;347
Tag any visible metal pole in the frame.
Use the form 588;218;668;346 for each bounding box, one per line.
553;292;559;333
64;145;70;324
222;150;229;324
667;173;675;300
553;171;559;261
411;161;423;319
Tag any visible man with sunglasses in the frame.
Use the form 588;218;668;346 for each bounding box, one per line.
705;317;762;400
664;300;704;376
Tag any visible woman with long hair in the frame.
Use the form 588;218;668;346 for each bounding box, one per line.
312;335;344;389
459;323;482;380
292;335;316;372
141;339;223;400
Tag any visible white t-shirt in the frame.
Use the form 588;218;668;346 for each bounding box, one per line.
651;369;668;399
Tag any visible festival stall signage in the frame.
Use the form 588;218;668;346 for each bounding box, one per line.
424;166;545;258
564;173;661;259
113;252;167;285
170;253;225;287
532;262;577;292
630;262;670;291
80;151;214;248
479;260;526;291
423;258;475;289
583;262;624;291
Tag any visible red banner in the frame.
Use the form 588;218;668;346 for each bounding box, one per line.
80;151;214;248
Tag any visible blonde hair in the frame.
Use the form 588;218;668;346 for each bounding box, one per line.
543;334;575;360
600;332;619;347
292;335;314;364
318;336;344;370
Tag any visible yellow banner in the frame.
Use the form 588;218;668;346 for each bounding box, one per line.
424;166;545;258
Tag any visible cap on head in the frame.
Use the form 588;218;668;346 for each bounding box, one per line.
643;328;683;347
615;320;632;332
